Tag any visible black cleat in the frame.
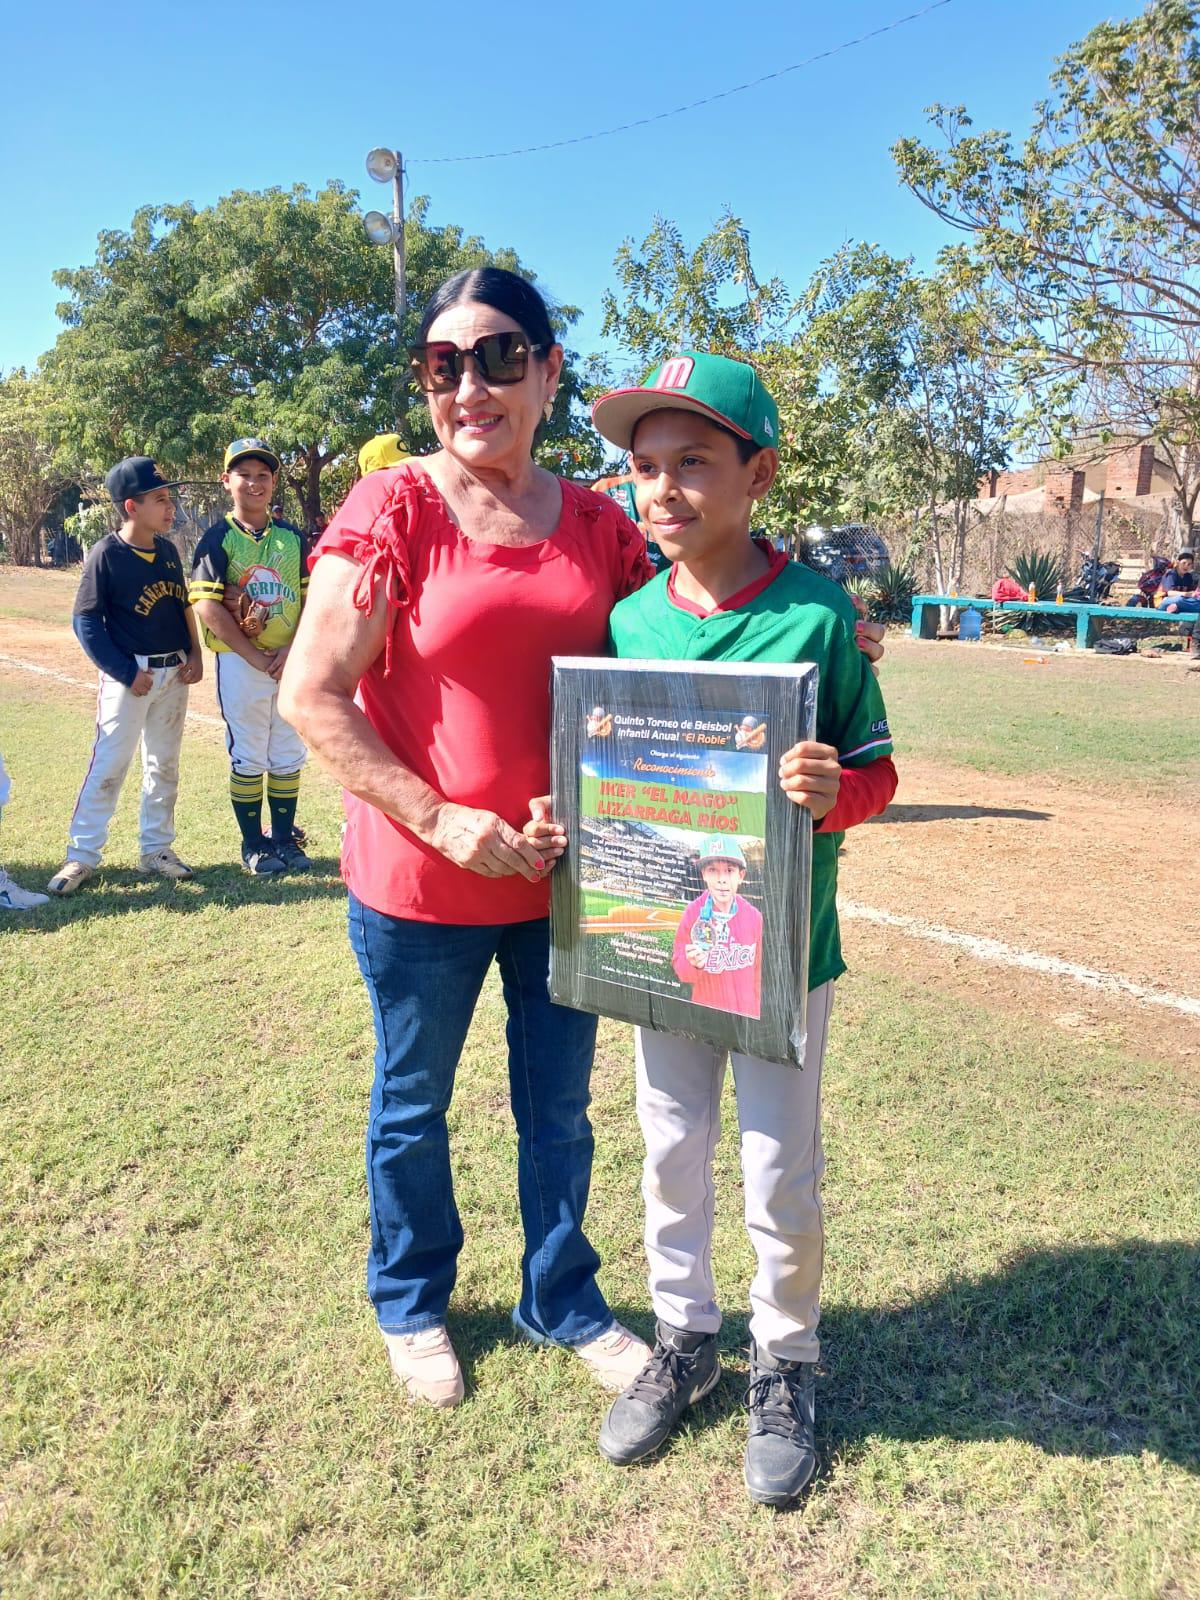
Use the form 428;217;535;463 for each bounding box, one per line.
598;1321;719;1466
242;841;287;876
274;836;312;871
743;1342;818;1506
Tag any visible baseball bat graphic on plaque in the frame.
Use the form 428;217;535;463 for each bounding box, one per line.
549;657;818;1067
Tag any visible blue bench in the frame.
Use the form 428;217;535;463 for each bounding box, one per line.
910;596;998;639
911;595;1195;650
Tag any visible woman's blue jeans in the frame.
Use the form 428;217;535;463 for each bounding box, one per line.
347;896;613;1346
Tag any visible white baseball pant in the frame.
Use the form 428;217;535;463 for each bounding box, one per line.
0;751;11;811
214;652;307;776
633;980;834;1363
66;659;189;867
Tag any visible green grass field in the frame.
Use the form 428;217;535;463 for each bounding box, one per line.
882;638;1200;793
2;644;1198;1598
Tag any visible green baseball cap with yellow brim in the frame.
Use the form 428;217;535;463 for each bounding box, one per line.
223;437;280;473
592;351;779;452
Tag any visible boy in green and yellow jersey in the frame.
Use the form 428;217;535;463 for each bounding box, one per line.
189;439;311;875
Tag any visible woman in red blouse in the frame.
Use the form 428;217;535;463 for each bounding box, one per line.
281;270;657;1406
282;268;886;1411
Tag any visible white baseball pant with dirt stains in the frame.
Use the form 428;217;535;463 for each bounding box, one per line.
65;659;189;867
633;979;835;1364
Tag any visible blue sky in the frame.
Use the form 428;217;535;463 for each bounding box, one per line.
2;0;1110;375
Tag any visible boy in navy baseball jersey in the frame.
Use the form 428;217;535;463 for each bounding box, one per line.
48;457;202;896
584;354;897;1504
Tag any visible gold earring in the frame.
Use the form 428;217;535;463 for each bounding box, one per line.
543;399;555;421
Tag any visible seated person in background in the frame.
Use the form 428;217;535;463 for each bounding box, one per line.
990;575;1028;603
1158;549;1199;612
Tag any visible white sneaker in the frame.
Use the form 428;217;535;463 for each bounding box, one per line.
0;869;49;910
47;860;93;896
574;1322;654;1390
140;847;194;881
383;1325;465;1409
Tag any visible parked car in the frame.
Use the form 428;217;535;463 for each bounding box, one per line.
799;523;890;584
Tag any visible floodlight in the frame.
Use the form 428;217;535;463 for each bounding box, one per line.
363;211;397;246
366;147;399;184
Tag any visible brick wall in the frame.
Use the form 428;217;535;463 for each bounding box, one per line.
1105;444;1155;499
1044;468;1085;514
978;466;1041;498
979;446;1159;503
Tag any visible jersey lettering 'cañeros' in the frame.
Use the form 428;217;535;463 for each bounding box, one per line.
188;516;310;652
74;533;192;660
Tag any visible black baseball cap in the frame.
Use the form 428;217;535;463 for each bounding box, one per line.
106;456;181;508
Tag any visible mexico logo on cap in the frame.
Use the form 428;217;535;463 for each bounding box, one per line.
654;357;695;391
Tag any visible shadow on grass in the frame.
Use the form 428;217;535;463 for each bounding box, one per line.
869;804;1052;823
452;1241;1199;1475
2;858;348;923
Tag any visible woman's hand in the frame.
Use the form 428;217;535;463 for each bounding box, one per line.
522;796;567;870
430;802;547;881
850;595;886;674
779;740;841;821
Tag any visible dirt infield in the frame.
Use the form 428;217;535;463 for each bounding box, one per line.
2;568;1194;1056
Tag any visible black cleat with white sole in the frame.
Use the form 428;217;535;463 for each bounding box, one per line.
598;1321;720;1465
743;1341;818;1506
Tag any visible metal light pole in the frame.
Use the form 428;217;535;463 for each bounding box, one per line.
363;146;405;340
363;148;407;424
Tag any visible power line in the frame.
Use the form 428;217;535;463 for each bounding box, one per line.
408;0;956;166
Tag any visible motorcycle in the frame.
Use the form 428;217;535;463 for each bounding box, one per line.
1062;553;1121;603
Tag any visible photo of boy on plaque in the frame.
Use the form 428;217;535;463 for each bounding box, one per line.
675;837;762;1019
549;656;818;1066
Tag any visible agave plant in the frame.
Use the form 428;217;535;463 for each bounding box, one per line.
866;561;918;622
840;564;916;623
842;574;876;614
1006;548;1064;601
1005;547;1069;632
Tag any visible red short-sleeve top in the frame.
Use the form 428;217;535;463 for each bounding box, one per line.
312;462;652;924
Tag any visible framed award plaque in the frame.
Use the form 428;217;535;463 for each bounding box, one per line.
549;657;818;1067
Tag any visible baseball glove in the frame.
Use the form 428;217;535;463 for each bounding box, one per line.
235;591;271;639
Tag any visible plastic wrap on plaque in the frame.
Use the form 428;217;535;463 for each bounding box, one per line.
549;657;818;1067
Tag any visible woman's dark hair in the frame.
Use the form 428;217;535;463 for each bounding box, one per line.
415;267;556;352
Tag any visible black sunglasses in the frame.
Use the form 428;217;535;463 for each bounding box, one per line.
408;332;545;392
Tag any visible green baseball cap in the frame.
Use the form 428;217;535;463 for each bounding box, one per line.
697;837;748;868
592;351;779;452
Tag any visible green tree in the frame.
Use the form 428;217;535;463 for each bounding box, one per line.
597;213;849;534
46;184;600;522
0;371;85;565
799;244;1013;592
601;211;790;362
894;0;1200;530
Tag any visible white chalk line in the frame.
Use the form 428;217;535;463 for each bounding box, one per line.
843;901;1200;1019
4;650;1196;1019
0;653;226;728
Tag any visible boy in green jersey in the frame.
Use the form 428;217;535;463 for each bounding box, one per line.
587;354;897;1503
189;439;311;876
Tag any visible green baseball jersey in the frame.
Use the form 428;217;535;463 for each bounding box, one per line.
188;515;309;652
607;556;893;991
